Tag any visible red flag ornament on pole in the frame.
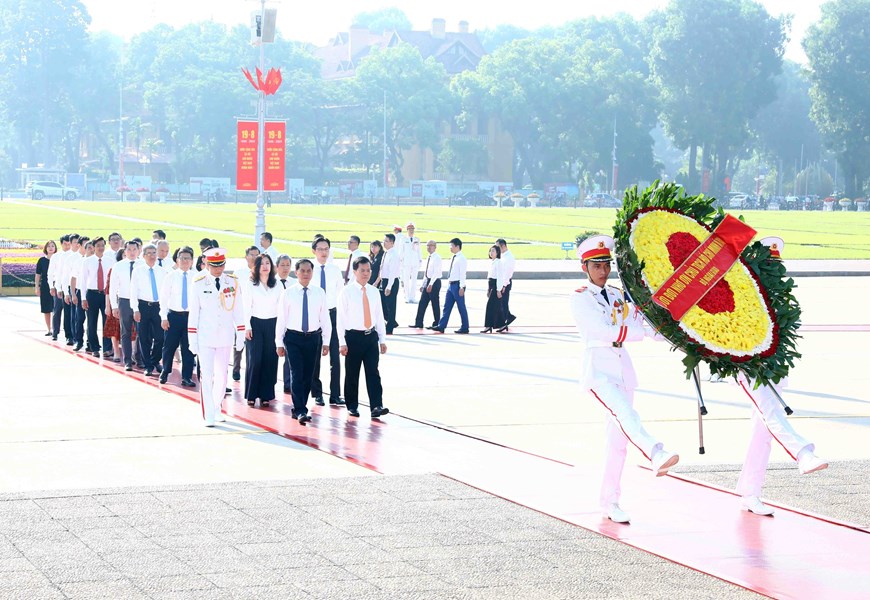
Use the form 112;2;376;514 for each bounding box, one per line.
242;67;282;95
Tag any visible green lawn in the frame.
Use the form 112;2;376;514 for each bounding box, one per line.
2;199;869;260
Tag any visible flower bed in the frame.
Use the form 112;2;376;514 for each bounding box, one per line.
613;183;801;386
0;249;40;287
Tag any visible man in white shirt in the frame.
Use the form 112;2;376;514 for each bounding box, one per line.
337;255;389;419
275;258;331;424
64;234;85;349
433;238;469;334
130;244;167;376
109;240;143;370
260;232;280;262
497;238;517;328
400;222;422;303
414;240;442;329
108;232;124;255
311;237;345;406
49;234;72;342
79;237;111;357
343;235;365;284
156;240;172;269
380;233;401;334
158;245;196;386
275;254;294;392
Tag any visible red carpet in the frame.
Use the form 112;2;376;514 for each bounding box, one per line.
32;331;870;600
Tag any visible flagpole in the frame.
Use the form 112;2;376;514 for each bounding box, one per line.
254;0;267;245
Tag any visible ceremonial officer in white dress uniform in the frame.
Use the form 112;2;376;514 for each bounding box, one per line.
188;249;246;427
400;222;422;303
570;235;679;524
735;236;828;516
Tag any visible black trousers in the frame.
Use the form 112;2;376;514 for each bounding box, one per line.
85;290;107;352
284;330;320;416
484;278;504;328
136;301;164;370
500;280;514;325
380;278;399;333
53;295;71;339
244;316;278;402
414;278;441;327
311;308;340;400
162;311;194;379
343;329;383;412
72;290;85;345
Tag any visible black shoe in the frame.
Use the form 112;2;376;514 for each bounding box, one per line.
181;378;195;387
159;372;168;384
44;331;52;337
145;368;154;377
371;407;390;418
480;328;493;334
329;397;346;406
347;409;360;418
425;326;436;330
73;343;83;351
66;340;74;346
412;324;424;329
260;399;270;407
314;396;325;406
298;413;312;424
290;409;297;419
225;387;231;393
506;315;516;325
93;350;101;357
497;325;509;333
125;364;133;372
154;363;163;373
51;335;58;341
247;398;255;406
232;371;240;382
454;329;469;334
432;326;445;334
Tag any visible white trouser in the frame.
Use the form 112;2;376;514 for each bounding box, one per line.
198;345;231;425
589;384;663;508
401;263;420;302
736;380;813;497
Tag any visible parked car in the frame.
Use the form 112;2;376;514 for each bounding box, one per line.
454;191;495;206
25;181;78;200
728;194;749;208
584;192;619;208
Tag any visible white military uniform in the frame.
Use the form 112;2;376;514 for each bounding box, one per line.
571;281;664;508
188;269;245;426
400;232;421;302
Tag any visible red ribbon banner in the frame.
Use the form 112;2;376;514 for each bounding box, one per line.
652;214;757;321
264;121;286;192
236;120;258;192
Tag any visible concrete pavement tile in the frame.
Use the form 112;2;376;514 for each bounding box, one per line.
131;574;219;594
0;556;36;572
202;569;304;589
242;552;333;570
56;515;129;531
171;549;262;574
294;577;381;598
366;574;452;592
313;544;399;566
0;585;66;599
0;569;53;588
341;560;428;580
212;527;295;546
0;498;45;517
148;589;238;600
57;578;149;599
39;565;123;585
106;549;197;578
361;533;448;550
151;533;225;549
219;583;313;599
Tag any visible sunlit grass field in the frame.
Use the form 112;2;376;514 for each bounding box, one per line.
2;199;869;260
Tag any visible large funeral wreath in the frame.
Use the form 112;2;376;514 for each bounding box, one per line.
613;183;801;386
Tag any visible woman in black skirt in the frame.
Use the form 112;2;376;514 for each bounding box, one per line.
368;240;384;287
243;254;282;407
35;240;57;335
481;244;506;333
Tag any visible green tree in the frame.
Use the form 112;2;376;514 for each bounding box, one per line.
351;8;411;32
649;0;787;195
0;0;91;171
437;137;489;182
804;0;870;198
353;44;453;186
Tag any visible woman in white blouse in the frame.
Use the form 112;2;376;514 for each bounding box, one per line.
481;245;506;333
243;254;282;406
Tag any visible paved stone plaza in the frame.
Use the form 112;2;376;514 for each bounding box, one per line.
1;274;867;599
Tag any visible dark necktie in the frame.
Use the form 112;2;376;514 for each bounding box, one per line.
301;287;309;332
448;256;455;280
601;288;609;306
281;279;286;289
158;258;163;267
320;265;326;290
345;254;352;283
424;256;431;284
215;277;221;291
129;261;134;277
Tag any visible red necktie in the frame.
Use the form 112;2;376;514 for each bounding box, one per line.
97;258;104;291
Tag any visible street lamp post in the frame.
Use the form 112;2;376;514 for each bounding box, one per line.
249;0;277;244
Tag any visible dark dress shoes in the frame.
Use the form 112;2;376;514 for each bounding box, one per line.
371;407;390;418
159;372;168;384
329;397;345;406
347;409;360;418
73;343;83;351
298;414;312;424
145;368;154;377
232;371;241;381
454;329;469;334
314;396;325;406
181;378;196;387
125;364;133;372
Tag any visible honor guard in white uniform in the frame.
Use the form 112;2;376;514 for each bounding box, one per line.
570;235;679;524
188;248;246;427
735;237;828;516
400;222;422;303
